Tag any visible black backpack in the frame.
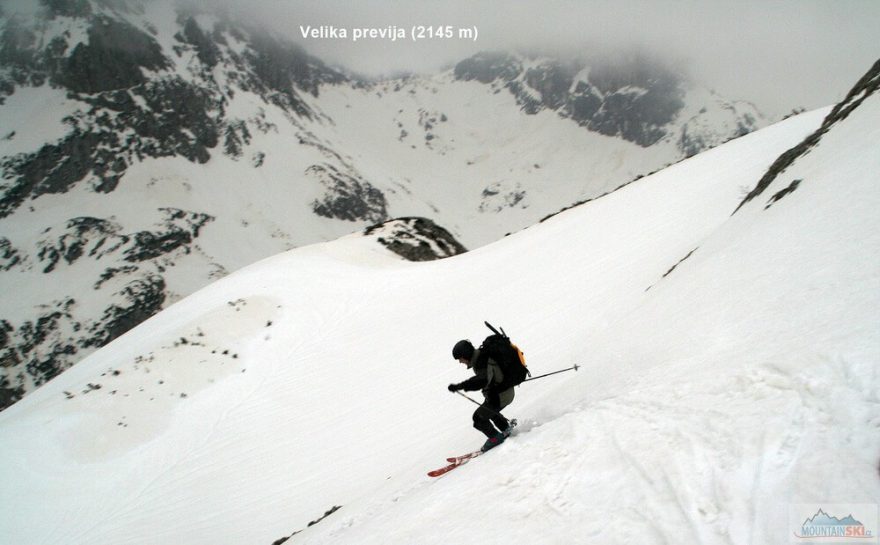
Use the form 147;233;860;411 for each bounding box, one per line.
479;321;530;389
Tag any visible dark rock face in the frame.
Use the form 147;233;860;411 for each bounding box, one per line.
0;372;25;411
453;52;522;84
0;271;167;409
588;62;684;146
364;217;467;261
2;129;105;217
1;297;78;400
31;209;213;273
679;109;759;159
455;52;687;147
0;18;46;92
0;237;22;271
0;7;346;220
123;208;214;262
308;164;388;223
678;124;709;159
480;181;527;213
178;16;221;69
42;0;93;19
54;15;169;94
37;216;123;273
0;208;213;410
84;274;167;349
0;74;225;218
224;120;252;159
524;63;572;111
736;58;880;212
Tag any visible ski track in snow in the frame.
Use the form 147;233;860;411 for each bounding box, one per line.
298;353;878;545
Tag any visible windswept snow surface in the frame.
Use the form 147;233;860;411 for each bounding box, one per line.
1;100;878;545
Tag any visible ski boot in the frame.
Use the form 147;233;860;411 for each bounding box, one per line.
481;433;506;452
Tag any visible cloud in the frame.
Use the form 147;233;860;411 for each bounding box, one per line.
231;0;878;118
5;0;877;118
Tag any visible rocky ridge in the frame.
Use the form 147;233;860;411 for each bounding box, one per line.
453;51;760;155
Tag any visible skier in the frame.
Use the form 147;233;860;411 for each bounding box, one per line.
447;339;515;452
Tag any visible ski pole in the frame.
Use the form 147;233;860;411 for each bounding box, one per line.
522;364;580;383
454;391;509;419
455;390;486;408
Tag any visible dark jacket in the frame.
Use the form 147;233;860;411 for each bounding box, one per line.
455;348;515;412
455;348;506;394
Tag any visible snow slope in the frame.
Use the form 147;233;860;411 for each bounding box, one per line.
0;92;877;545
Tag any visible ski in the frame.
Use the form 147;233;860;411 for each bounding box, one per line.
430;419;518;477
428;451;482;477
446;451;482;463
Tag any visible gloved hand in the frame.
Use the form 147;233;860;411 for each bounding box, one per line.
448;383;460;392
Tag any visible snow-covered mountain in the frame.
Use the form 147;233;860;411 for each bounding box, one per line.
0;42;876;545
1;0;765;409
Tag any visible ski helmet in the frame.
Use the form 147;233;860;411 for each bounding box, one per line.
452;340;474;360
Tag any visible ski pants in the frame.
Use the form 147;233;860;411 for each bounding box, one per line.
473;387;515;438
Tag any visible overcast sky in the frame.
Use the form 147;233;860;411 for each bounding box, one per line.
240;0;879;119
